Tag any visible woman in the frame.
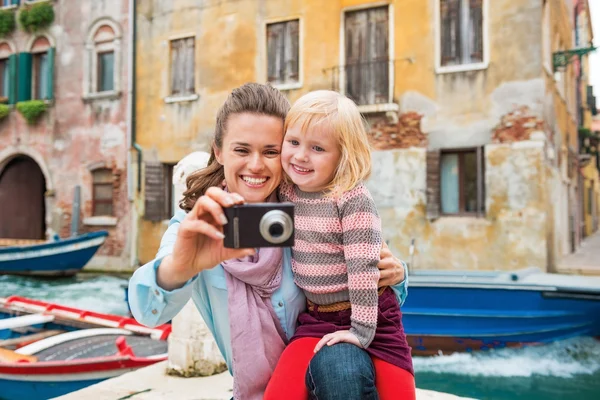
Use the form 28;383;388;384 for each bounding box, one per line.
128;83;409;399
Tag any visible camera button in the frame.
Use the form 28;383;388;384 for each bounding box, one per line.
278;302;283;308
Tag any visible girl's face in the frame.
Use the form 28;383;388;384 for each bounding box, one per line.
281;123;341;192
214;113;284;203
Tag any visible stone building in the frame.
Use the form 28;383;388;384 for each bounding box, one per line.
134;0;597;272
0;0;132;268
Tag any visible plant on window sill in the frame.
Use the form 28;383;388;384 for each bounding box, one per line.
16;100;47;125
0;103;9;121
19;1;54;33
0;8;16;37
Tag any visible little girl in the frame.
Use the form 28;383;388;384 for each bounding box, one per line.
275;90;414;396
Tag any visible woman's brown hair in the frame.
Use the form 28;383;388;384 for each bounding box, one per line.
179;83;290;212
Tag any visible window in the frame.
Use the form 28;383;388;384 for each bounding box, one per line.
266;19;299;87
0;58;8;99
439;0;484;68
170;37;195;96
33;51;48;100
426;147;485;218
85;20;122;98
97;51;114;92
344;6;389;105
92;168;114;216
144;162;176;221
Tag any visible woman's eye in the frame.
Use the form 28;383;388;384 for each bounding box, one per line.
265;150;280;156
234;148;248;154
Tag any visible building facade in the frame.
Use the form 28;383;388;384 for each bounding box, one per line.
0;0;132;268
134;0;597;271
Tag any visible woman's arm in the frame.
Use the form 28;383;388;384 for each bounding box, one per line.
128;212;196;327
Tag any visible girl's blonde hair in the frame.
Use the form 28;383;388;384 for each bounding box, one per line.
284;90;372;196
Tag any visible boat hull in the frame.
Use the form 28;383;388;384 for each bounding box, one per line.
0;232;108;277
403;282;600;356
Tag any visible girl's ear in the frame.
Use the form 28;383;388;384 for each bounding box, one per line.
213;145;224;165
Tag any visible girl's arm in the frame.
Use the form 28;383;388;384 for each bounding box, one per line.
340;185;382;349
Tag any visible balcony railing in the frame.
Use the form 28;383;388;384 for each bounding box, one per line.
323;59;394;106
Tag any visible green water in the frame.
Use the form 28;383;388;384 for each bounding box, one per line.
2;274;599;399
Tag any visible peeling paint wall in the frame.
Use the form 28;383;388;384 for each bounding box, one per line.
368;138;550;271
0;1;131;267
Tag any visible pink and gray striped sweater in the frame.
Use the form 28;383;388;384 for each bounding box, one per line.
279;181;382;348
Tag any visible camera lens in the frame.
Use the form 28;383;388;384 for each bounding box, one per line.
259;210;293;244
269;223;284;238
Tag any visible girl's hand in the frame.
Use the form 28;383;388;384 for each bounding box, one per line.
157;187;255;290
313;330;363;353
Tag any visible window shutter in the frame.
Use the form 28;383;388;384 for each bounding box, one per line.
345;10;368;104
441;0;461;66
285;20;299;82
267;23;283;83
8;54;17;105
369;7;389;104
17;52;32;102
170;40;181;95
185;37;195;95
426;150;441;220
46;47;55;100
469;0;483;62
144;162;166;222
476;146;485;217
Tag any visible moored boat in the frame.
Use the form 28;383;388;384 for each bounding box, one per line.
0;231;109;277
0;296;171;400
402;267;600;355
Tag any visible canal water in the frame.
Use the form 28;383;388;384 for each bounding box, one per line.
1;274;599;399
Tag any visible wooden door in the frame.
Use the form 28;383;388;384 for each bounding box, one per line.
0;156;46;239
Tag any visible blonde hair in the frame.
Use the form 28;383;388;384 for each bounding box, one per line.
180;83;290;212
284;90;372;196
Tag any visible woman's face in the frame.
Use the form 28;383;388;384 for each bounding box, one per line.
214;112;284;203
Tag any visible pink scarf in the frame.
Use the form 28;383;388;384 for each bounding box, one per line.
221;194;287;399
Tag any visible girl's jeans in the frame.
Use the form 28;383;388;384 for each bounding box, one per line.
306;343;378;400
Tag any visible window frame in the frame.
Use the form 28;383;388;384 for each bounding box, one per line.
0;58;8;99
439;147;485;217
339;2;395;110
435;0;489;74
265;17;303;91
91;168;114;217
84;19;122;101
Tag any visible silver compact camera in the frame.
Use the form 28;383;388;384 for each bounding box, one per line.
223;203;295;248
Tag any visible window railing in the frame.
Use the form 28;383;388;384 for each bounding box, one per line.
323;59;394;106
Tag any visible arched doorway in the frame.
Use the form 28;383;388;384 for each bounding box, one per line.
0;156;46;239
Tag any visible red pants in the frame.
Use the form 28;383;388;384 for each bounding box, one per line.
264;338;416;400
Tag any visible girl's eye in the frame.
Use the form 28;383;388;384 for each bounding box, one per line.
289;140;299;146
313;146;325;152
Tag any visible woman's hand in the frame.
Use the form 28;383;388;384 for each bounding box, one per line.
157;187;255;290
313;330;363;353
377;241;405;287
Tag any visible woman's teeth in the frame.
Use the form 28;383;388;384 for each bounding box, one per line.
242;176;267;185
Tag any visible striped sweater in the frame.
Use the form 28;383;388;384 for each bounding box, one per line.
279;181;382;348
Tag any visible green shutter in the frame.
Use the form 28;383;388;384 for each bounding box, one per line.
11;0;20;6
46;47;54;100
8;54;17;105
17;52;32;102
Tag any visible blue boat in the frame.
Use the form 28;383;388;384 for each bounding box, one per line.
0;231;109;277
402;267;600;355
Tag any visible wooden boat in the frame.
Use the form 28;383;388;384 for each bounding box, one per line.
0;231;109;277
402;267;600;356
0;296;171;400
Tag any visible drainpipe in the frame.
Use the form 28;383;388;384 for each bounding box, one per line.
128;0;142;199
